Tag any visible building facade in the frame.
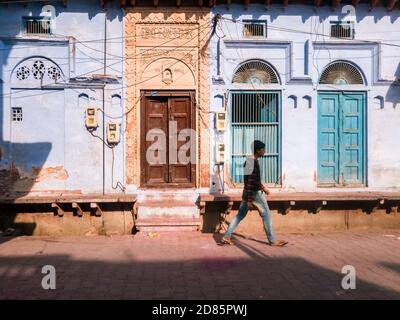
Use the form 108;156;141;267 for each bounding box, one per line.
210;3;400;194
1;0;400;235
0;0;124;197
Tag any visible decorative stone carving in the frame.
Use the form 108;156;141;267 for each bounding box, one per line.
139;49;197;72
48;66;61;81
124;8;211;187
16;66;30;81
13;59;62;83
32;60;45;80
137;24;197;41
162;68;173;85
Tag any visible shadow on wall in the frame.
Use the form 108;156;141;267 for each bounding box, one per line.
0;82;50;237
1;32;52;237
385;63;400;108
216;3;400;24
0;1;124;238
0;245;399;299
1;0;123;28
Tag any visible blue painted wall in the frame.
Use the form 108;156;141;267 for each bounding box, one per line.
2;2;400;196
0;0;125;196
210;4;400;192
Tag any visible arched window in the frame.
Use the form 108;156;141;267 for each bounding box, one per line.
232;60;280;85
319;61;364;85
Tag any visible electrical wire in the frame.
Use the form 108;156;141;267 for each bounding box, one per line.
0;20;210;56
219;17;397;102
2;17;398;101
88;129;125;192
97;26;214;120
221;16;400;49
0;21;212;100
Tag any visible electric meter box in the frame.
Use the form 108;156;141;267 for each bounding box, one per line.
107;122;120;144
215;112;227;131
85;107;98;129
215;143;225;164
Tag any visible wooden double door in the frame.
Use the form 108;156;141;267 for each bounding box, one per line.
141;91;196;187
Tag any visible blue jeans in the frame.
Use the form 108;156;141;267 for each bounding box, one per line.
224;190;275;242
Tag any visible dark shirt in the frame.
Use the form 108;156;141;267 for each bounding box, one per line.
243;156;262;201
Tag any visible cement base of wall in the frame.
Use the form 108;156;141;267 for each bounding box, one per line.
202;203;400;235
1;206;400;236
0;211;135;236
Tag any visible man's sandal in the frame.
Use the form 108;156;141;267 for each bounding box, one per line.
269;240;288;247
221;236;234;245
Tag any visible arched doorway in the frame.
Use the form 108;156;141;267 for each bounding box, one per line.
230;59;281;186
317;60;367;186
140;58;196;187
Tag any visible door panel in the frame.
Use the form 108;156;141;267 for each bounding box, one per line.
341;93;365;185
143;97;169;185
318;92;366;186
318;93;340;184
168;97;192;184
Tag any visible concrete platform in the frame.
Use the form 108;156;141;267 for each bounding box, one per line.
0;193;137;204
0;191;399;236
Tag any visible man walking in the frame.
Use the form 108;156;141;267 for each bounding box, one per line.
221;140;288;247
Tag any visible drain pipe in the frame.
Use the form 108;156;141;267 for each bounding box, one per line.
217;37;221;77
102;9;107;195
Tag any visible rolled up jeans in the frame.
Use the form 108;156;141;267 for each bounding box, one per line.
224;190;275;242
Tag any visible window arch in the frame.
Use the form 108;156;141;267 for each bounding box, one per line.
111;94;122;110
232;60;280;85
303;95;312;109
319;61;365;85
11;56;64;86
288;95;297;108
78;93;89;108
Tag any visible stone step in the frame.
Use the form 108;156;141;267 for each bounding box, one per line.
136;203;199;218
135;216;201;232
135;198;200;231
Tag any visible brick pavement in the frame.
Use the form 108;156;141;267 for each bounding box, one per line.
0;230;399;300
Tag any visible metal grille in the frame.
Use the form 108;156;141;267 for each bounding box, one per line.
230;92;280;185
24;18;52;35
12;108;23;122
319;61;364;85
243;20;267;38
232;60;279;84
330;21;354;39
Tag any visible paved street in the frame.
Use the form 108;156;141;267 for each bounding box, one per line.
0;230;400;300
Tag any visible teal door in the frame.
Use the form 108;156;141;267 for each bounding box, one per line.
318;92;366;186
